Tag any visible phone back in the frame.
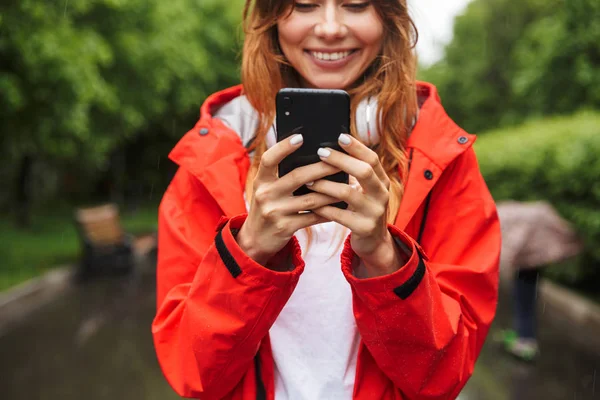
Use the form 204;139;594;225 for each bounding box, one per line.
276;88;350;201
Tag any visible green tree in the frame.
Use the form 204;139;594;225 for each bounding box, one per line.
419;0;600;133
511;0;600;117
0;0;243;225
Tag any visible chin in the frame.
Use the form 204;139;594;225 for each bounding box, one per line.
305;76;354;90
311;82;347;90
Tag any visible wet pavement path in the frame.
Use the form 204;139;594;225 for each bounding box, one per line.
1;258;599;400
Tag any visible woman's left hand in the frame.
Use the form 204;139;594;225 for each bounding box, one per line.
309;133;409;277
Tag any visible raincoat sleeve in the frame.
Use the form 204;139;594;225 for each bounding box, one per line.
151;169;305;400
341;147;500;399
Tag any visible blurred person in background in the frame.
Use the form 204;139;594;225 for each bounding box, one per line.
152;1;501;399
496;200;584;362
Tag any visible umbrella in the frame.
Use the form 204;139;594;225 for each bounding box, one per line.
496;200;584;270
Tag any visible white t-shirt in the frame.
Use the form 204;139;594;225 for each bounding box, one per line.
269;223;360;400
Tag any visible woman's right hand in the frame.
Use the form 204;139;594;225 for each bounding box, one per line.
236;134;341;267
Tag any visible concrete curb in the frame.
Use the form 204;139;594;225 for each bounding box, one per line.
0;266;72;310
0;266;74;337
538;278;600;352
539;279;600;328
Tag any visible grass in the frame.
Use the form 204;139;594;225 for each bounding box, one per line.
0;203;159;292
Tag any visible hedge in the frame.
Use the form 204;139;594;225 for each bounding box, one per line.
474;111;600;286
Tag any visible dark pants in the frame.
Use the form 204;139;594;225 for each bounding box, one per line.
513;268;540;339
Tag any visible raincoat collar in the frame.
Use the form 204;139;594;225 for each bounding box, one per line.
407;83;476;170
168;82;476;224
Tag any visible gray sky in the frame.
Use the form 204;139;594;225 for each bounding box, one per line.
408;0;473;66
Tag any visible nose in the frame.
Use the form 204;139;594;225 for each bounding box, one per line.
314;5;348;40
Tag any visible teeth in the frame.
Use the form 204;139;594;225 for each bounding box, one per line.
311;51;352;61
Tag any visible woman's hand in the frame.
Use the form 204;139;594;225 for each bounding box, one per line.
236;134;340;268
309;134;409;277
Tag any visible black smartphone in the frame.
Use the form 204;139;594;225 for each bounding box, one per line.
276;88;351;210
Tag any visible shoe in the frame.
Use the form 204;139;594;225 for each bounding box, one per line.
500;330;539;362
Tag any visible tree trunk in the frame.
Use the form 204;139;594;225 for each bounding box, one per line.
110;149;126;207
15;154;33;228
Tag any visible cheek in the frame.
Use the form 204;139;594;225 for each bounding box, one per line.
278;18;311;52
353;16;384;50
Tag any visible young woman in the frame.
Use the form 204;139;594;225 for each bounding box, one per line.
152;1;501;399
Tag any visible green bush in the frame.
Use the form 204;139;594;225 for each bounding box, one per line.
474;111;600;286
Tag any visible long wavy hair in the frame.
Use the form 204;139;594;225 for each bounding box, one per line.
241;0;418;250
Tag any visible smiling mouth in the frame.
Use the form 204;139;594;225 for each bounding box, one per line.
305;50;358;61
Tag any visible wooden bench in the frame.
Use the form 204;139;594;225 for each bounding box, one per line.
74;204;135;279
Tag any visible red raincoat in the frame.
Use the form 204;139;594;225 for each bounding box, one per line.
152;82;501;400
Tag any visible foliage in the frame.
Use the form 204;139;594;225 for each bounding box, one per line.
419;0;600;134
475;112;600;285
0;0;243;207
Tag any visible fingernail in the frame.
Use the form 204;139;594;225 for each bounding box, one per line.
306;181;314;186
290;134;303;146
317;148;331;158
338;133;351;145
